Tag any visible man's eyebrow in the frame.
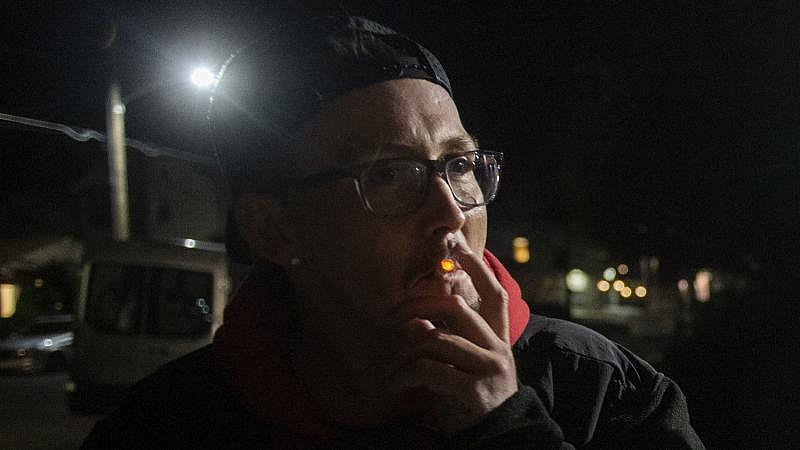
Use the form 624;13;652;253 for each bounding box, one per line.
443;135;479;151
334;134;480;164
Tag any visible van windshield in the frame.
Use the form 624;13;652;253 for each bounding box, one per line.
86;264;213;337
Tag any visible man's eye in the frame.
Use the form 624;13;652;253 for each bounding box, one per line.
448;157;476;175
370;166;400;183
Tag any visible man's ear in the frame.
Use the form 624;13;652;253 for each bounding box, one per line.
234;194;297;267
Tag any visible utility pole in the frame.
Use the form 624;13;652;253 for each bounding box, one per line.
106;83;130;242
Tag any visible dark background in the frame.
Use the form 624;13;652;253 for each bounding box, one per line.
2;1;798;446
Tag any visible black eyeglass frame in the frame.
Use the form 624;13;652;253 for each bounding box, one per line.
285;150;504;217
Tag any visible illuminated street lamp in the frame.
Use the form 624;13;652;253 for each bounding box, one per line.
190;67;216;88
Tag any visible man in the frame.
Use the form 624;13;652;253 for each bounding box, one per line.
83;16;703;448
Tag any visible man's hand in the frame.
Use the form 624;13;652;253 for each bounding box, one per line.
390;234;517;434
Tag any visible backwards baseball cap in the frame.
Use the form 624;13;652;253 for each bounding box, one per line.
208;16;454;264
209;16;452;196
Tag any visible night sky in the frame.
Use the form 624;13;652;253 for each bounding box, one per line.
2;1;798;272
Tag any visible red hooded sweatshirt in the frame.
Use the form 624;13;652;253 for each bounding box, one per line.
213;250;530;440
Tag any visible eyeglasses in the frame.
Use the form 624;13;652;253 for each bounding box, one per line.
288;150;503;217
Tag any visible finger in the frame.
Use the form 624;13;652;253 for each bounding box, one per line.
388;357;472;401
398;324;497;374
449;232;510;342
396;295;500;349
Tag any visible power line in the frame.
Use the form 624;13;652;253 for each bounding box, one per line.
0;112;217;167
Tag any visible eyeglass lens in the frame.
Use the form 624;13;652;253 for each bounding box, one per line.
359;153;500;217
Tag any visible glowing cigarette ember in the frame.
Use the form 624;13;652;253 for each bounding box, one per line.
439;258;456;272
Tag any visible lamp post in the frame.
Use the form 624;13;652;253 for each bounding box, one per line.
104;67;215;243
106;83;130;242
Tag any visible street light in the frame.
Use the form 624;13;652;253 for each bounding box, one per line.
190;67;216;88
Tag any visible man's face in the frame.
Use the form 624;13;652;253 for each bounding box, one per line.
281;78;488;336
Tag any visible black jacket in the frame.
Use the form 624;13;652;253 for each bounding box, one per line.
83;313;703;449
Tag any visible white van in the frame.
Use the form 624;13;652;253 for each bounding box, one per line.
66;239;230;412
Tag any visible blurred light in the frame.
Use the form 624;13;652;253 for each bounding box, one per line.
612;280;625;291
597;280;611;292
34;278;44;288
634;286;647;298
621;286;632;298
54;302;63;311
677;279;690;293
694;270;712;302
512;237;530;263
566;269;590;293
1;283;19;318
603;267;617;281
183;239;196;249
617;264;629;275
42;339;53;347
111;104;125;114
191;67;216;88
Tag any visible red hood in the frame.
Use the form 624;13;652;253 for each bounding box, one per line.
213;249;530;438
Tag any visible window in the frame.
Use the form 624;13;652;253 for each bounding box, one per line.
86;264;213;336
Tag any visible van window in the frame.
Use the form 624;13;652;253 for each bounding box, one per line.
86;264;145;333
147;269;212;336
86;264;213;336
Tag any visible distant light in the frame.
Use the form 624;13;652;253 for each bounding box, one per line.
183;239;197;249
34;278;44;288
620;286;632;298
566;269;590;293
603;267;617;281
597;280;611;292
612;280;625;291
512;237;530;263
42;338;53;347
634;286;647;298
694;270;712;302
617;264;629;275
1;283;19;318
191;67;216;88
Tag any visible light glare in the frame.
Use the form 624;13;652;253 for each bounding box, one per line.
566;269;590;293
191;68;216;88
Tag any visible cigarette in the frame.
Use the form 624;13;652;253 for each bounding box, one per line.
439;258;456;272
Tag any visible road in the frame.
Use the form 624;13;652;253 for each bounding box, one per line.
0;372;100;450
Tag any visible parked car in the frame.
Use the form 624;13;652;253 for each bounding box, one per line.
0;314;74;373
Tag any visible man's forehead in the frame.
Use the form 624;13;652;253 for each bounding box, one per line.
319;80;470;155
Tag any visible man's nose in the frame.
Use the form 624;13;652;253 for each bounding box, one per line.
420;174;466;238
